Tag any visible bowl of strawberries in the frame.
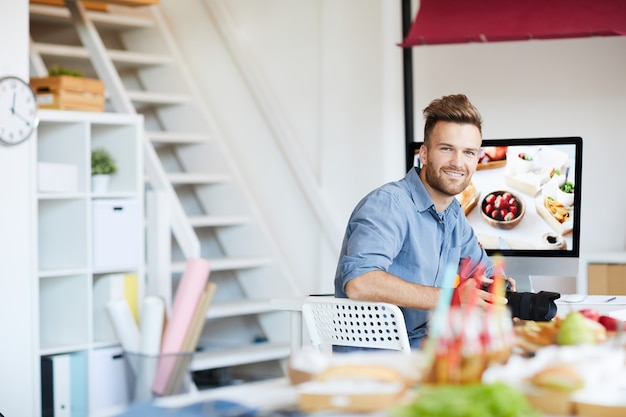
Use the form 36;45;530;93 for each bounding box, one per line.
481;190;525;229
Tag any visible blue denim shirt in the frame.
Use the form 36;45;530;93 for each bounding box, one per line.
334;167;493;349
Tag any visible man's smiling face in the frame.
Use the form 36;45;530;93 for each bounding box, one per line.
419;121;482;200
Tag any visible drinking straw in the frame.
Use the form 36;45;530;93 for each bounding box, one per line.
491;255;506;306
422;263;459;371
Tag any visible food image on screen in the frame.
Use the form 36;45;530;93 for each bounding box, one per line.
461;141;578;252
411;137;582;259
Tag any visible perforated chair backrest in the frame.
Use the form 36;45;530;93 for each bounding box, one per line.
301;297;411;353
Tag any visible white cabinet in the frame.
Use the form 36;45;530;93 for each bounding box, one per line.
36;110;143;416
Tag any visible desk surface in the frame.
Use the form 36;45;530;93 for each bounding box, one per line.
556;294;626;316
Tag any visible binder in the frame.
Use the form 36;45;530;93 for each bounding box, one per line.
69;353;88;417
41;354;72;417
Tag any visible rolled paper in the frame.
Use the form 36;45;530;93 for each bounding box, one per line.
152;258;211;395
106;298;140;354
106;299;141;376
140;296;165;356
133;296;166;402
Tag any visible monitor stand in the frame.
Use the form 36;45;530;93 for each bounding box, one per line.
515;275;534;293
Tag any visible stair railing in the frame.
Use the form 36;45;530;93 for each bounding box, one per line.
66;1;201;260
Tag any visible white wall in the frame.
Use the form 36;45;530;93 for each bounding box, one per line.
411;36;626;254
164;2;626;294
0;2;38;415
162;0;404;294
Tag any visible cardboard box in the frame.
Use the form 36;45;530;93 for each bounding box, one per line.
30;76;105;112
588;264;626;295
38;162;78;193
92;199;141;270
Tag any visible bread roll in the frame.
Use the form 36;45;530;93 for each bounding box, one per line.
530;364;584;392
315;364;403;383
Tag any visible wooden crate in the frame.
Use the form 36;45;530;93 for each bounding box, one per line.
30;76;105;112
30;0;109;11
83;0;160;6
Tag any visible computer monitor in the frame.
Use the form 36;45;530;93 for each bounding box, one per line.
409;137;583;292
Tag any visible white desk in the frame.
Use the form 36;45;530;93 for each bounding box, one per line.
556;294;626;316
271;295;626;353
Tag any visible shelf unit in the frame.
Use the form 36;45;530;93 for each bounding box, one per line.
36;110;143;416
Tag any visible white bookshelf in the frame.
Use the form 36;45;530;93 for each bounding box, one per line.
36;110;144;416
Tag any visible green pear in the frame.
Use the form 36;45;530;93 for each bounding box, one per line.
557;312;595;345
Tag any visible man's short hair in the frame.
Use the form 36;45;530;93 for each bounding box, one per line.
423;94;483;145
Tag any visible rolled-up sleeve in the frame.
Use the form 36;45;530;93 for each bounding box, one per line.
336;189;406;293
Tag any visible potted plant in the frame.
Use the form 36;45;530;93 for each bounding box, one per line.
91;148;117;193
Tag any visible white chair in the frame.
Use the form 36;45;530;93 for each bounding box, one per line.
301;297;411;353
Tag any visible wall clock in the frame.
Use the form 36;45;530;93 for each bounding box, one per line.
0;75;39;146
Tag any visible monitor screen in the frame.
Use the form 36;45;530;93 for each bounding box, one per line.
409;137;583;291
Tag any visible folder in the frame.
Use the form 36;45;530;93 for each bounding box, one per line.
70;353;87;417
41;354;72;417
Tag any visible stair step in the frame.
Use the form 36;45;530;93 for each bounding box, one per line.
207;299;275;319
167;172;230;185
171;257;272;273
126;89;190;106
188;215;250;228
190;342;290;372
31;42;171;70
29;3;155;29
146;131;210;144
108;49;172;68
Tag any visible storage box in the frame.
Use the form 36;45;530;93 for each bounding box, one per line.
91;347;132;413
38;162;78;193
92;199;141;270
30;76;105;112
588;264;626;295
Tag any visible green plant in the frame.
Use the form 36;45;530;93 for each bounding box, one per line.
48;65;83;77
91;148;117;175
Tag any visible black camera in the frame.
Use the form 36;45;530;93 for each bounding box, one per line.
505;291;560;321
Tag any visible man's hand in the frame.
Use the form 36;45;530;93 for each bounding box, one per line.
506;276;516;292
457;275;508;309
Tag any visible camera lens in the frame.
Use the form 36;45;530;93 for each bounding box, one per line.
506;291;560;321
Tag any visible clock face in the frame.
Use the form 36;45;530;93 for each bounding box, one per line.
0;76;39;146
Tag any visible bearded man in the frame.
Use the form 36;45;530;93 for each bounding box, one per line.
334;94;514;349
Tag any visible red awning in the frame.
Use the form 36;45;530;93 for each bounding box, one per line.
402;0;626;46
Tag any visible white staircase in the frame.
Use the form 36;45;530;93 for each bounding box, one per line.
29;1;300;389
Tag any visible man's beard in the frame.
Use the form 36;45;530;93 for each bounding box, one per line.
424;163;471;197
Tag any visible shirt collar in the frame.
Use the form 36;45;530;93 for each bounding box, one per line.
406;167;462;220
